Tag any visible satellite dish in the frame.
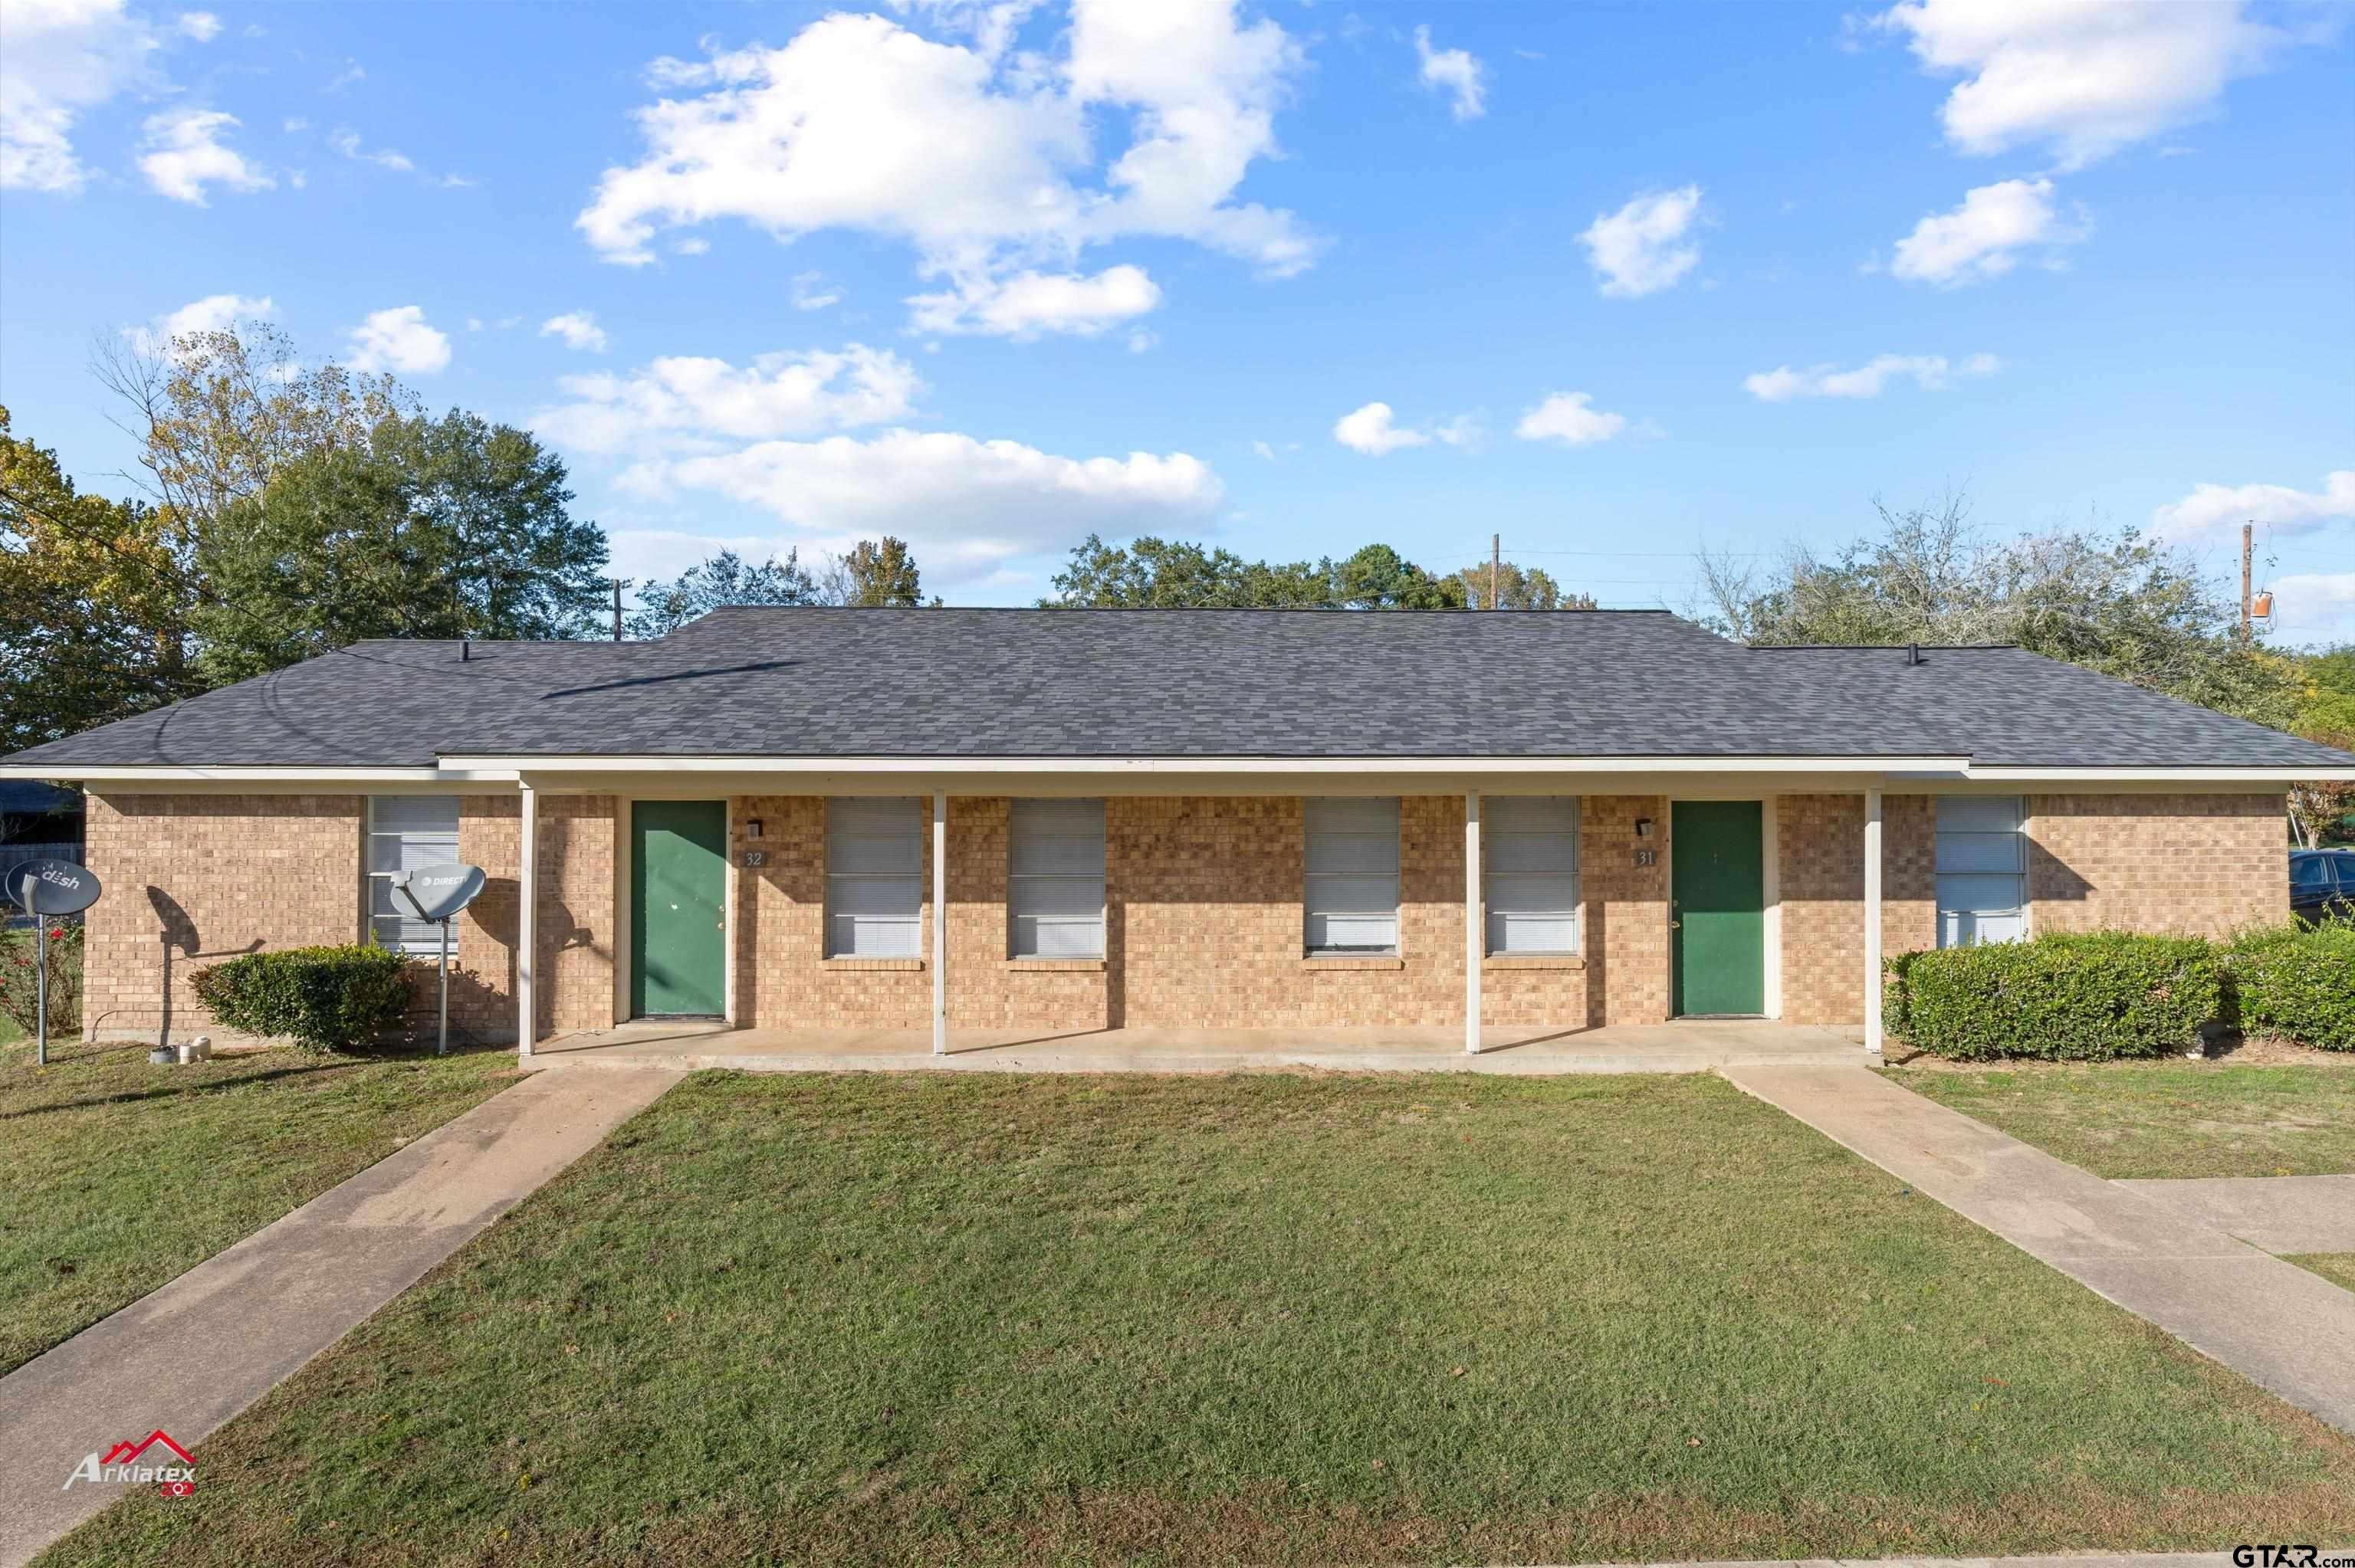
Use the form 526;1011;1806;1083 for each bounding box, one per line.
391;864;486;923
9;858;102;917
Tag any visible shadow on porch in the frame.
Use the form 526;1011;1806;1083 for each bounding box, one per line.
527;1018;1866;1076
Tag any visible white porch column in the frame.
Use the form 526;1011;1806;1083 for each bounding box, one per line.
1863;786;1883;1060
931;790;948;1056
517;779;537;1064
1464;791;1482;1055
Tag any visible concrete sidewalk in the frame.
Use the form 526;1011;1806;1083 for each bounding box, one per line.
1724;1064;2355;1435
2115;1175;2355;1255
0;1064;681;1568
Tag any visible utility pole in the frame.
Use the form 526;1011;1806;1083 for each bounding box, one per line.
611;578;626;641
2240;523;2252;645
1490;533;1501;611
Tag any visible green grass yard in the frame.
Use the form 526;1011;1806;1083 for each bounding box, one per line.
1891;1058;2355;1179
44;1071;2355;1567
0;1040;519;1374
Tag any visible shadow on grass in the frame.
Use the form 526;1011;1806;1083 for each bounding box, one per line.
0;1040;516;1122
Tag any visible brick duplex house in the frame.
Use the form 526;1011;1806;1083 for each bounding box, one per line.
5;608;2350;1061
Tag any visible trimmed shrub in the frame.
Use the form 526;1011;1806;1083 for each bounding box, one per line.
2226;921;2355;1051
1883;932;2222;1061
191;943;415;1054
1;923;83;1037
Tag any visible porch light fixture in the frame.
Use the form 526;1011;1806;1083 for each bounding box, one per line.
744;818;764;839
1634;817;1654;839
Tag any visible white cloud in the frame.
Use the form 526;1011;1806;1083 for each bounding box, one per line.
2150;471;2355;545
324;59;363;93
1414;25;1486;120
1514;392;1628;448
175;11;219;41
622;428;1224;586
346;305;452;375
906;264;1161;339
1;0;159;192
791;271;841;310
1889;177;2089;286
330;127;415;173
138;107;271;203
1875;0;2304;170
2265;571;2355;646
1333;402;1430;456
576;3;1315;334
1252;439;1276;461
1743;352;2001;402
1578;185;1702;299
531;344;921;456
125;290;274;353
283;115;307;133
540;311;609;353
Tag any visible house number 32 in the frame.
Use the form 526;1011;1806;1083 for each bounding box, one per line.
741;850;767;867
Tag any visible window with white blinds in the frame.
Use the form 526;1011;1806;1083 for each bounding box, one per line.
1936;795;2027;947
368;795;460;955
1484;795;1581;955
1009;799;1106;959
826;798;924;958
1304;796;1401;955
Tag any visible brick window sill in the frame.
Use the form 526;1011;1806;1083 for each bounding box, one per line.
1000;958;1107;973
1300;956;1407;970
1483;955;1586;971
819;958;925;972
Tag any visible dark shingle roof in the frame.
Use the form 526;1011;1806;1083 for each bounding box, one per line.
5;609;2350;770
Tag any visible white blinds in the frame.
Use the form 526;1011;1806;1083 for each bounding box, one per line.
1936;795;2026;947
826;798;924;958
368;795;460;954
1009;799;1106;958
1305;797;1400;954
1484;795;1580;954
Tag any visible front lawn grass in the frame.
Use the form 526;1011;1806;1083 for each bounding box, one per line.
46;1072;2355;1567
1890;1058;2355;1178
2288;1253;2355;1291
1;1040;519;1374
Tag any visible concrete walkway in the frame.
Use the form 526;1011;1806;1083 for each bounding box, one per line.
1724;1064;2355;1435
2115;1175;2355;1255
534;1016;1865;1076
0;1065;681;1568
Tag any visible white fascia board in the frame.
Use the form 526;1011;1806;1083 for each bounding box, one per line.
0;764;518;786
1957;766;2355;785
436;753;1974;776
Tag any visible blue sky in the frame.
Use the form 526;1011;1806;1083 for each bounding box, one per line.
3;0;2350;639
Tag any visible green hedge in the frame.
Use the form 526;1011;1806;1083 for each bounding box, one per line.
190;943;415;1054
1883;932;2221;1061
2227;921;2355;1052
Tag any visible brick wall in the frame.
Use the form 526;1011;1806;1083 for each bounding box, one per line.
77;789;615;1047
2028;792;2285;936
1581;795;1669;1026
1776;793;1936;1027
80;792;364;1045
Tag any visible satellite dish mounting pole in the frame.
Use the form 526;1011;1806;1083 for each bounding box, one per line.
28;872;46;1068
437;916;452;1058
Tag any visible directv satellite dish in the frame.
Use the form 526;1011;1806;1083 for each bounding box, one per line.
391;864;486;923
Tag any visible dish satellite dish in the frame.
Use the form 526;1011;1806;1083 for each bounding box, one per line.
389;864;486;1057
9;858;103;1067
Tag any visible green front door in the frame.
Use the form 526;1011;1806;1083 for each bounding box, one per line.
631;800;727;1018
1672;800;1765;1017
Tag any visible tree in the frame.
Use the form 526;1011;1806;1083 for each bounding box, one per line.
2289;645;2355;846
1453;559;1597;611
94;319;416;530
1698;490;2301;730
191;410;609;682
825;536;929;606
0;406;202;750
1040;534;1465;609
627;548;819;638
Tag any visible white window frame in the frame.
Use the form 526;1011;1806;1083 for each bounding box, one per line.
825;798;925;959
366;795;461;956
1008;799;1107;959
1483;795;1581;956
1936;795;2028;948
1304;796;1401;956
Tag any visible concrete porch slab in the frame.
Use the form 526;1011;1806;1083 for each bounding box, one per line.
2114;1175;2355;1255
530;1019;1867;1076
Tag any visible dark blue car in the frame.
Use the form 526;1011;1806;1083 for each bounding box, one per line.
2290;849;2355;924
